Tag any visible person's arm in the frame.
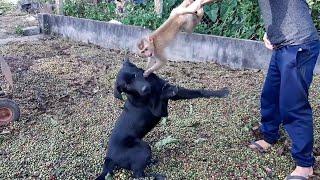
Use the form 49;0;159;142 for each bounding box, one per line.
263;32;274;50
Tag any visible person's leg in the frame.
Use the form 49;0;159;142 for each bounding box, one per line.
277;41;320;178
249;51;282;151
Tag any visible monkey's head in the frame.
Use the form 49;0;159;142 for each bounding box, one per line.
137;37;155;58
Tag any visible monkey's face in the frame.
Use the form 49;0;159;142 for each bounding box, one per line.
137;39;155;58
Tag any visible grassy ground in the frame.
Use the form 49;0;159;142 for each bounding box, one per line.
0;37;319;180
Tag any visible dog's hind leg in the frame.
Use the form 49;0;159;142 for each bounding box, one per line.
147;158;159;167
96;157;116;180
147;173;167;180
130;141;152;178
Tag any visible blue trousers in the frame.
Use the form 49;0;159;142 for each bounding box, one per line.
260;40;320;167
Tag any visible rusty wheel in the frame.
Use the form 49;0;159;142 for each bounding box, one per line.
0;98;20;126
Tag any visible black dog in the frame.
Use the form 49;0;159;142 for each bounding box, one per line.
96;59;229;180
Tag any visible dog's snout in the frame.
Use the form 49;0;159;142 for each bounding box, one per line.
141;85;151;94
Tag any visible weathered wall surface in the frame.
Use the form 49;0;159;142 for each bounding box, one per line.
38;13;320;72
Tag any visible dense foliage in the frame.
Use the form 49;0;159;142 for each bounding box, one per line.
64;0;320;40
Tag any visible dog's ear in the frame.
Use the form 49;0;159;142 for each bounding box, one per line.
160;83;179;99
148;96;168;117
114;81;124;100
148;83;178;117
123;59;137;68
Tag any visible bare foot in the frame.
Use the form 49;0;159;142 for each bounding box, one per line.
286;166;313;179
249;140;272;152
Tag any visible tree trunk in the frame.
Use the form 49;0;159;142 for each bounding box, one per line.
154;0;163;16
55;0;63;15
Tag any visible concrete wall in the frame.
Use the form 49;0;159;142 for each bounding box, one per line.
38;13;320;72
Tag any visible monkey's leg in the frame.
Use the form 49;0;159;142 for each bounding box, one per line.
181;14;197;33
143;58;168;77
182;6;204;33
196;7;204;20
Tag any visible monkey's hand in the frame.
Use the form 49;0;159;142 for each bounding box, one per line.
143;69;153;77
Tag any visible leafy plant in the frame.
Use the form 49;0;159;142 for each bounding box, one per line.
200;0;264;40
0;1;14;14
155;135;179;150
15;25;24;35
121;2;164;30
308;0;320;30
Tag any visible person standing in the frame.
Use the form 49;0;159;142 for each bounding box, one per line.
249;0;320;179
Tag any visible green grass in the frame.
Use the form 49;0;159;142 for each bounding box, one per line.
14;25;23;35
0;1;14;14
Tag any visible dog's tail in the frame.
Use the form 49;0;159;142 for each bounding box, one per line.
96;157;116;180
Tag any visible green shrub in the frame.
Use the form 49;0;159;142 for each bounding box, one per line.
200;0;264;39
63;0;320;40
0;1;14;14
308;0;320;30
15;25;24;35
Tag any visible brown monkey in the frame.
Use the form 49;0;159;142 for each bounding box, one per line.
137;0;216;77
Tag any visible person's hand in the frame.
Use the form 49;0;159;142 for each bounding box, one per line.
263;33;274;50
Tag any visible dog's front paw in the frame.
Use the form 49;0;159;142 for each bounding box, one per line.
147;158;159;167
95;173;113;180
202;87;230;98
218;87;230;98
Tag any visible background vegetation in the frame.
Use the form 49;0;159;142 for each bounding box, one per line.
63;0;320;40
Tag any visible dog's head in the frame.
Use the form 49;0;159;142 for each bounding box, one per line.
114;59;178;117
114;59;152;100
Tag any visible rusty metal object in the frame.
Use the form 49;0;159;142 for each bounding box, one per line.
0;56;13;88
0;56;20;126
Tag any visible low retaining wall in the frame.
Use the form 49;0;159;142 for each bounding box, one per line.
38;13;320;72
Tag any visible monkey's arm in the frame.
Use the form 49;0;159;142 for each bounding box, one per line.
146;57;156;69
143;55;168;77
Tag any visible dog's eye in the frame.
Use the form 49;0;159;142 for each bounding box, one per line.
126;74;136;83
